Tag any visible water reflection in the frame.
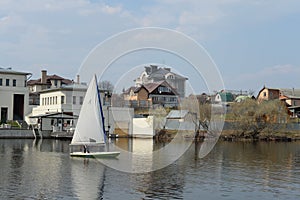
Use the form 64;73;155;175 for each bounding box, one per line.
71;158;105;199
0;139;299;199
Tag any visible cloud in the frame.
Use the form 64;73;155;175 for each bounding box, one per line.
261;64;300;74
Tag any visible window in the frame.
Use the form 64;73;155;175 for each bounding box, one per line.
80;96;84;105
170;97;177;102
167;75;174;79
61;96;65;104
158;86;171;93
263;92;266;97
13;79;16;87
0;78;2;86
42;98;44;106
6;79;9;86
50;97;52;105
55;96;57;104
73;96;76;104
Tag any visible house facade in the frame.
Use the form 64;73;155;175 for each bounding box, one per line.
257;86;300;117
257;87;280;102
135;65;188;98
0;67;31;122
214;91;234;104
124;81;179;108
279;88;300;107
27;70;73;105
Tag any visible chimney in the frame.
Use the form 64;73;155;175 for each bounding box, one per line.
41;70;47;84
76;74;80;84
164;67;171;72
150;65;158;72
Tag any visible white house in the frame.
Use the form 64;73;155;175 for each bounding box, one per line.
0;67;31;123
27;83;87;131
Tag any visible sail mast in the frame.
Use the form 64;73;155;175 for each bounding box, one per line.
95;75;107;143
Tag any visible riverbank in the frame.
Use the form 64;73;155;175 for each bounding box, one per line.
154;129;300;142
0;129;34;139
1;128;300;141
219;129;300;141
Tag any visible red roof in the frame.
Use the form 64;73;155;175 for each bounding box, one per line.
27;74;72;86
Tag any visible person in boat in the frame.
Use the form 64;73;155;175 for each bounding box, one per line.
83;145;90;153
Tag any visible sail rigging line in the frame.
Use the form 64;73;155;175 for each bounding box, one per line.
95;75;107;143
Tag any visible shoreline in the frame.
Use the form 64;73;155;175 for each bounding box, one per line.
1;128;300;142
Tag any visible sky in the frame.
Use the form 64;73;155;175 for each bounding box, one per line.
1;0;300;95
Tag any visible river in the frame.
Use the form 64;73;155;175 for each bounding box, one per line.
0;139;299;199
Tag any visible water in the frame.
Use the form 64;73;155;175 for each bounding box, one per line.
0;139;299;199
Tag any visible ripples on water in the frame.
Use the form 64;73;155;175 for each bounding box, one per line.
0;139;299;199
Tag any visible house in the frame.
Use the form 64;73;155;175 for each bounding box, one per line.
256;86;280;102
0;67;31;123
134;65;188;98
124;81;179;108
257;86;300;117
27;70;73;105
27;83;88;131
214;91;234;104
279;88;300;107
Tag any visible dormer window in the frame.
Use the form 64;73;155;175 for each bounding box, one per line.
167;75;174;79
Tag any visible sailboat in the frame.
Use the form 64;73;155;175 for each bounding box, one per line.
69;75;120;158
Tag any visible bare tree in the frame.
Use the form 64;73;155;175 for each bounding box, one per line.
99;80;114;92
180;95;212;132
231;99;288;138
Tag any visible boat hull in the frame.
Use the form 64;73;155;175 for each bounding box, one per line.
70;151;120;158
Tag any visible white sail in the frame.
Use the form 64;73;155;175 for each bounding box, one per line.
71;75;105;145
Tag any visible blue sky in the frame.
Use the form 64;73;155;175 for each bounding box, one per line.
0;0;300;94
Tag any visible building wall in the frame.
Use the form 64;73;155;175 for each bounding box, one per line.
286;99;300;106
32;89;86;116
257;88;280;101
137;87;148;101
0;73;29;121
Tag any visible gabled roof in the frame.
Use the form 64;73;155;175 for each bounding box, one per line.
256;86;280;99
166;110;189;119
124;81;179;95
142;80;178;94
